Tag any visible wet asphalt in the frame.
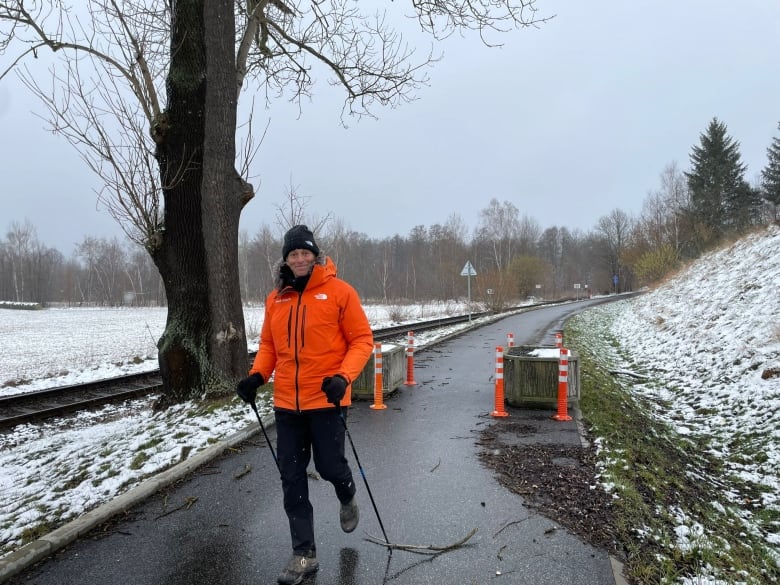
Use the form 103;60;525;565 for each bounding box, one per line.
5;299;628;585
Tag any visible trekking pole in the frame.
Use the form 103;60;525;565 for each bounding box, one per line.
250;400;279;471
336;402;390;544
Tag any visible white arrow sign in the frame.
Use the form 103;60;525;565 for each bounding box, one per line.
460;261;477;276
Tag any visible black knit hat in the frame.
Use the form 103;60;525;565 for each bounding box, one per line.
282;225;320;260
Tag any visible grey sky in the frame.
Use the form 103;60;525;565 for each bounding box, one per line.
2;1;779;253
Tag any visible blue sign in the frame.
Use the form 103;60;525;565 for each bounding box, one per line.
612;274;619;285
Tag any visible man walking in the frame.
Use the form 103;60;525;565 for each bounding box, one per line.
237;225;374;584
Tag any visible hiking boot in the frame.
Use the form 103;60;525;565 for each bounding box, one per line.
277;551;318;585
340;496;359;533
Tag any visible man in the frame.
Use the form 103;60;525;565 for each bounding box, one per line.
236;225;374;585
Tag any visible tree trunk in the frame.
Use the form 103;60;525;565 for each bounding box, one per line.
151;0;249;405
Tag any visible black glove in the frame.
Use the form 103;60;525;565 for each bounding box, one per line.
236;373;263;403
321;375;348;405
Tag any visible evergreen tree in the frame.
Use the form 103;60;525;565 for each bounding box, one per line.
761;122;780;221
685;118;750;238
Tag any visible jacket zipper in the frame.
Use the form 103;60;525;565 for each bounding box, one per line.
293;292;303;412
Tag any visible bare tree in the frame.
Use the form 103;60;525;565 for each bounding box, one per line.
124;245;161;305
75;236;127;305
596;209;632;293
273;180;331;234
238;229;252;303
4;220;35;302
0;220;64;304
474;198;521;272
0;0;549;403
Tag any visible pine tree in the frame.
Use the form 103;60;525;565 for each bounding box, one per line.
761;122;780;222
685;117;749;238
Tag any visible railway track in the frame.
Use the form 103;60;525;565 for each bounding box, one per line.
0;311;497;429
0;372;164;428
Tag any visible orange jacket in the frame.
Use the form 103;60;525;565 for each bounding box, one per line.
249;256;374;412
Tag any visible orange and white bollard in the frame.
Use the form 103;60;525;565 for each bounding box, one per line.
506;333;514;348
491;346;509;418
552;348;572;421
370;343;387;410
555;331;563;348
404;331;417;386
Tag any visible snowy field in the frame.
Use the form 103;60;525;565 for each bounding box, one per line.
0;301;470;395
1;225;779;584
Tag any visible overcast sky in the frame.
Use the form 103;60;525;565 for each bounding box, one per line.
1;0;779;254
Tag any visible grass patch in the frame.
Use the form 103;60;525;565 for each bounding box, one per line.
137;437;164;450
129;452;151;470
20;521;54;544
53;467;89;493
566;310;779;585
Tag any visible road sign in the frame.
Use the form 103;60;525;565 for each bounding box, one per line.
460;260;477;322
460;261;477;277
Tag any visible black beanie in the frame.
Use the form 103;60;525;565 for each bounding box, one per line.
282;225;320;260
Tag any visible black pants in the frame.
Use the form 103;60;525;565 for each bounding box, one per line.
274;408;356;554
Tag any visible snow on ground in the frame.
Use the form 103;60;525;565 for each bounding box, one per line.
605;226;780;554
1;226;779;578
1;306;168;393
612;228;780;500
0;301;468;395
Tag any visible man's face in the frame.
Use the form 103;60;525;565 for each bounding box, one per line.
286;249;316;277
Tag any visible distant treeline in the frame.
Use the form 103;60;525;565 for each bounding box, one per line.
3;117;779;307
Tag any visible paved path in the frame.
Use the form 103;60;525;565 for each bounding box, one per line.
4;301;628;585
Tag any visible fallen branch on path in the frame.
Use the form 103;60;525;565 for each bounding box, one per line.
493;518;530;538
365;527;478;555
155;496;198;519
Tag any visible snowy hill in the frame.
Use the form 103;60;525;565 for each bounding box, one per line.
609;225;780;541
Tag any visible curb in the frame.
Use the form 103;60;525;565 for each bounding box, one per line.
570;404;629;585
0;415;270;584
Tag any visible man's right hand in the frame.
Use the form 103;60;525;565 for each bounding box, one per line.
321;375;348;405
236;373;264;403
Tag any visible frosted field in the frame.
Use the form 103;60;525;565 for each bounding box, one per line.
0;301;469;395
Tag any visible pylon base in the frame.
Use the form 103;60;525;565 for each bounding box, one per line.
370;404;387;410
491;410;509;418
552;414;572;421
403;381;417;386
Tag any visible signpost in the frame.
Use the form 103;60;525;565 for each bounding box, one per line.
460;261;477;322
574;283;581;301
